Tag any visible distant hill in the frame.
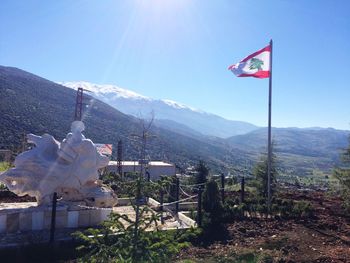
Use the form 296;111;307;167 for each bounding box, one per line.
0;66;247;172
1;66;349;178
59;81;258;138
153;119;206;139
227;128;349;176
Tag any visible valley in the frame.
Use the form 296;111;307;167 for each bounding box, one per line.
0;66;349;180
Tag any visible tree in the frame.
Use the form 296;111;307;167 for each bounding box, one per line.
74;206;191;262
201;179;226;242
195;160;209;185
203;180;223;216
253;147;278;200
74;177;194;262
249;58;264;70
334;138;350;213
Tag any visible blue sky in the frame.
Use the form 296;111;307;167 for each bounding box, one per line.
1;0;350;129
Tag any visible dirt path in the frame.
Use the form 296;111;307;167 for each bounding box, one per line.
178;190;350;262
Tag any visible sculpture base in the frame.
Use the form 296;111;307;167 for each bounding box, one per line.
0;202;112;233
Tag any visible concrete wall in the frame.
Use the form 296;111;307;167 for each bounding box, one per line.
107;163;176;180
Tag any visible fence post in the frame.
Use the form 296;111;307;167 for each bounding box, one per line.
221;173;225;203
175;176;179;214
241;176;245;203
49;192;57;244
197;186;203;228
144;171;151;202
160;189;164;224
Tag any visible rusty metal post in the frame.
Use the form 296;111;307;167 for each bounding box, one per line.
221;173;225;203
197;187;203;227
241;176;245;203
49;192;57;244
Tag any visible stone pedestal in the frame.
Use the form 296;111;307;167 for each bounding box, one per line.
0;202;112;233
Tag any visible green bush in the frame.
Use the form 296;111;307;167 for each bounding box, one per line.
195;160;209;185
200;180;228;242
74;176;198;262
74;208;195;262
272;198;314;219
291;200;314;219
334;136;350;215
223;199;245;221
0;162;11;172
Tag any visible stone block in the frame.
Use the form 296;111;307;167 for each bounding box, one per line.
7;213;19;233
32;211;44;230
89;210;101;226
67;211;79;228
19;212;32;231
44;211;52;230
101;209;112;222
0;215;6;233
56;211;68;228
43;209;68;229
78;210;90;227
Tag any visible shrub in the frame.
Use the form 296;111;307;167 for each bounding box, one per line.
0;162;11;172
74;208;194;262
195;160;209;185
253;147;278;200
273;198;314;219
291;200;314;219
334;136;350;215
200;180;227;242
223;199;245;221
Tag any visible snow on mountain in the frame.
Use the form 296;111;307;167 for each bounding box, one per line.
161;99;203;113
59;81;150;100
59;81;258;138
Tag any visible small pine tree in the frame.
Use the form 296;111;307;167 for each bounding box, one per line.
253;147;277;200
334;138;350;213
74;177;193;262
195;160;209;185
201;180;227;242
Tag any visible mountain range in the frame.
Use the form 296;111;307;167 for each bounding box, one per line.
59;81;258;138
0;66;248;173
1;65;349;178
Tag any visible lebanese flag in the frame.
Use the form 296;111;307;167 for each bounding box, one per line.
228;45;271;78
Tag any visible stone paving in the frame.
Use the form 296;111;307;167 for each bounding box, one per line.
0;203;195;247
113;205;192;230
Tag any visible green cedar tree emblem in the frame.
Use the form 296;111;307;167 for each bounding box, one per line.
249;58;264;71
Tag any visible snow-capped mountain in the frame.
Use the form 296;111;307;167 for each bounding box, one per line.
59;81;258;138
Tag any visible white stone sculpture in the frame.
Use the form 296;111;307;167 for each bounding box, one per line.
0;121;117;207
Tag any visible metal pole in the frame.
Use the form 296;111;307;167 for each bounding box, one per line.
160;189;164;224
221;173;225;202
145;170;150;202
117;140;123;176
49;192;57;244
133;179;141;259
241;176;245;203
175;176;179;214
197;187;203;228
267;39;273;213
74;88;83;121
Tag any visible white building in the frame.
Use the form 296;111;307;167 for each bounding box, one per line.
106;161;176;179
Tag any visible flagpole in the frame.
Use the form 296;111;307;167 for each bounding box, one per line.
267;39;273;213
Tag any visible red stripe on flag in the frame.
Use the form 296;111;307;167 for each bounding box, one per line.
240;45;271;63
105;144;112;151
238;71;270;78
228;64;235;70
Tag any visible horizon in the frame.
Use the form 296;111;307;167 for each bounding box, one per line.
58;78;349;131
1;1;350;129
